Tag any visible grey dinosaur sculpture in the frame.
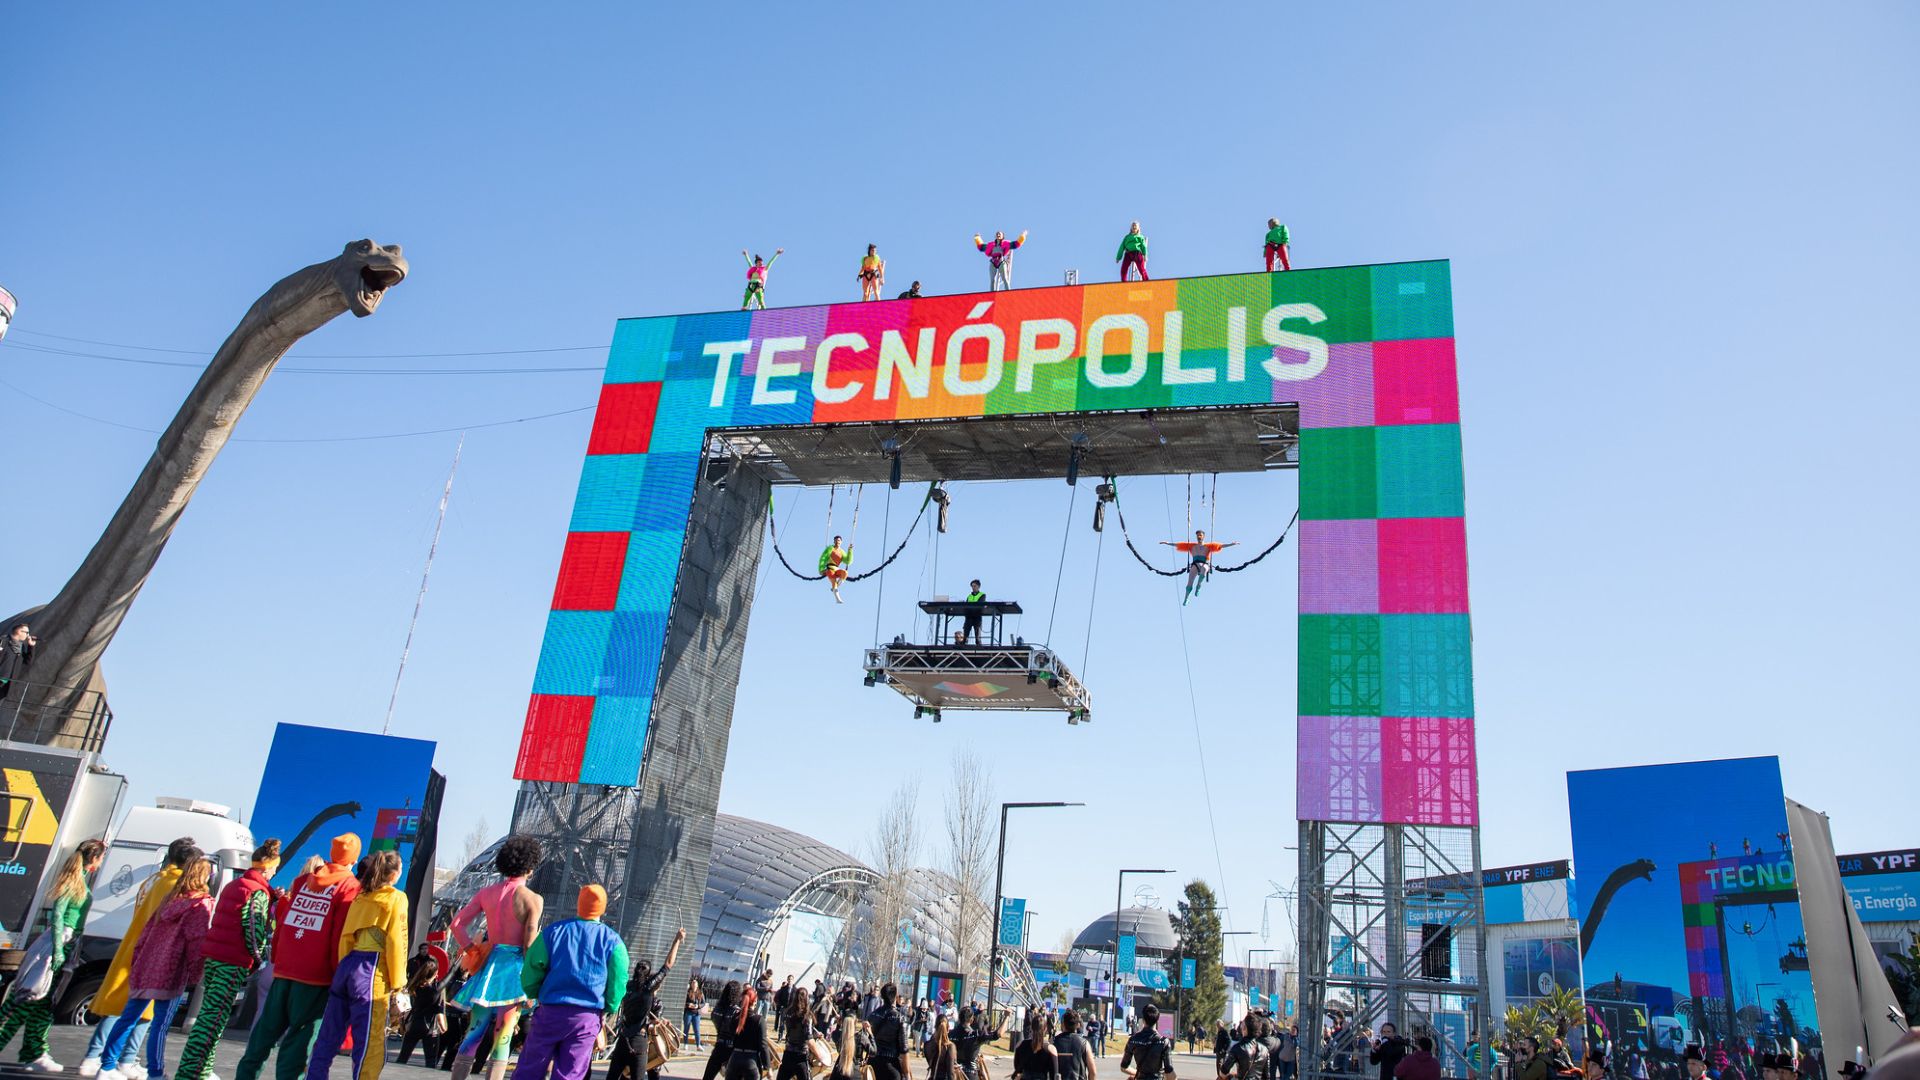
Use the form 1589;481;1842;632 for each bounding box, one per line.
3;240;407;746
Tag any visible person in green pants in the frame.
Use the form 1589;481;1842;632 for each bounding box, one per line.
0;839;107;1070
234;834;363;1080
175;839;282;1080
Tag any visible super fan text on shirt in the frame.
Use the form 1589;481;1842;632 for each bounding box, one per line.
286;884;337;936
703;301;1331;410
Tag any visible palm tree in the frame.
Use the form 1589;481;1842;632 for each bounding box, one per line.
1541;987;1585;1037
1505;1004;1556;1047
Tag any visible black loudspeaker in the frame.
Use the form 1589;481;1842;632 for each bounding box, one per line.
1420;924;1452;980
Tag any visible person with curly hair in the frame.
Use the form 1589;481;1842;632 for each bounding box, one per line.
447;836;545;1080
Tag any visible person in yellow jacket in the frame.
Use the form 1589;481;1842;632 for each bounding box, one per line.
77;838;202;1078
304;850;408;1080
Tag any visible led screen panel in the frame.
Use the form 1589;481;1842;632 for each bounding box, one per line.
1568;757;1818;1051
519;264;1471;826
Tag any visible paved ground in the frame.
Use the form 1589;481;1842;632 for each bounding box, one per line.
10;1025;1224;1080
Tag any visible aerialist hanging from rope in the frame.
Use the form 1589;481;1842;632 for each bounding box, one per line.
1160;529;1237;604
741;249;783;310
819;535;851;603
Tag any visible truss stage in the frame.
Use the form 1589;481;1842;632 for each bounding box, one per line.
863;642;1091;721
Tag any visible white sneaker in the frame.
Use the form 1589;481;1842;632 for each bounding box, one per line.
123;1065;149;1080
77;1059;101;1077
97;1070;127;1080
27;1055;64;1072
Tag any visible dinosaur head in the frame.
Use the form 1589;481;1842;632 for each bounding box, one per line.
1631;858;1656;880
331;239;408;317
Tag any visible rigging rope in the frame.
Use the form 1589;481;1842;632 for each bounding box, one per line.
1106;476;1296;576
1160;477;1236;933
1215;509;1300;573
1108;479;1184;577
871;483;892;646
846;485;930;582
1079;522;1106;681
768;484;934;585
1044;483;1080;643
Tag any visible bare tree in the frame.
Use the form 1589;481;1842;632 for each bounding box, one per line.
941;749;995;997
457;816;490;869
853;781;922;985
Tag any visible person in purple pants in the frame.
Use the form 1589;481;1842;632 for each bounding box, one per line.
514;886;634;1080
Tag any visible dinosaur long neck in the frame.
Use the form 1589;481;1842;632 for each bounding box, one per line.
28;259;348;704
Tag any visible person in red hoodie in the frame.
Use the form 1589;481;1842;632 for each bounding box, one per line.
1394;1036;1443;1080
234;834;363;1080
175;840;282;1080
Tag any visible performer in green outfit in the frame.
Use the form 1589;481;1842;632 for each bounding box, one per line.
1264;219;1291;271
742;249;783;310
0;839;108;1070
176;840;282;1080
1116;222;1149;281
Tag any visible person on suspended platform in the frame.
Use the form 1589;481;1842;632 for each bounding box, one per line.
820;535;851;604
958;580;985;644
858;245;886;301
742;249;783;310
1161;529;1237;604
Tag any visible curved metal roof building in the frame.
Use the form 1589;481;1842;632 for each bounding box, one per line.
698;812;879;986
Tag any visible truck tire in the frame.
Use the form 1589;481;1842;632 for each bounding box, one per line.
58;971;103;1026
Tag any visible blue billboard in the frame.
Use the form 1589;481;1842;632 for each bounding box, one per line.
1838;848;1920;923
1569;757;1816;1055
251;723;437;890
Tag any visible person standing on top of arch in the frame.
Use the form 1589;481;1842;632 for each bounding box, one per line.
858;245;886;301
1116;221;1149;281
974;230;1027;291
1264;218;1292;271
741;249;783;310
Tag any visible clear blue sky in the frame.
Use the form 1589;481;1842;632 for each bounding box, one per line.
2;5;1915;962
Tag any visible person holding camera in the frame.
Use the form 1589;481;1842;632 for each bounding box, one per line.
0;623;36;700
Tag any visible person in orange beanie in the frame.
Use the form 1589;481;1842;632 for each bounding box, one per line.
515;885;632;1080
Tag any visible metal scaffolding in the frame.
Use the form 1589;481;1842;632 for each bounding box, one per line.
1297;821;1490;1080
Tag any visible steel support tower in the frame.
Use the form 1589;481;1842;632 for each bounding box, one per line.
1297;822;1490;1080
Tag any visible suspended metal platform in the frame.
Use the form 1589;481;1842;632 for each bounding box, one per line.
863;600;1092;723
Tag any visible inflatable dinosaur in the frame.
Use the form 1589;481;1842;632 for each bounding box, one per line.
2;240;407;746
1578;857;1656;957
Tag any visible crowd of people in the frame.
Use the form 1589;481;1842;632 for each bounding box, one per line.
738;221;1294;309
0;831;689;1080
1;831;1879;1080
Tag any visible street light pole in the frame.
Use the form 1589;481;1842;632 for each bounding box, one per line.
1248;949;1273;1012
1113;868;1174;1039
987;801;1082;1025
1220;930;1253;1020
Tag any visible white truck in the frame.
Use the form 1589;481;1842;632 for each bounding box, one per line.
1;740;253;1022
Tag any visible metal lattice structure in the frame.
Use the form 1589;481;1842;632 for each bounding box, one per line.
862;642;1091;720
507;262;1478;1047
1296;823;1489;1080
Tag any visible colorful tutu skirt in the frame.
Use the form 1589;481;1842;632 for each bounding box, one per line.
456;944;527;1008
